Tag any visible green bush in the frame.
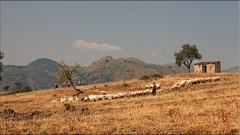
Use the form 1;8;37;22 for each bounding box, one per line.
139;74;164;81
64;103;76;111
9;86;32;95
3;85;10;91
104;84;108;87
139;75;151;80
64;103;71;110
123;83;128;87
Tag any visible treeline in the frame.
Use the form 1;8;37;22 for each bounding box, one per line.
139;74;164;81
3;82;32;95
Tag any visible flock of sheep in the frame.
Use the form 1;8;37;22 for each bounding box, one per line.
50;77;220;104
50;83;162;103
169;76;221;91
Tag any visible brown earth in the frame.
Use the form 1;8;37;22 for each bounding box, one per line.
0;73;239;134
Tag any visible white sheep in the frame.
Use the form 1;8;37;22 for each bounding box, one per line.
67;96;74;102
156;89;163;93
146;85;149;89
83;96;89;102
50;99;58;104
169;85;178;91
156;83;161;89
74;96;81;102
105;94;113;100
59;97;67;103
101;91;107;95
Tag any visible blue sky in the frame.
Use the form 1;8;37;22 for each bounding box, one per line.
1;1;239;70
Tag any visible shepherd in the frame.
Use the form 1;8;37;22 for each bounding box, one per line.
152;82;156;95
55;82;58;89
78;80;81;86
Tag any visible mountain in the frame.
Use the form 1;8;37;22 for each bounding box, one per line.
1;56;193;91
1;58;59;91
76;56;192;84
222;66;239;73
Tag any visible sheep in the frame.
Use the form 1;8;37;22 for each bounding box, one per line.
146;85;149;89
88;95;99;102
67;96;74;102
74;96;81;102
105;94;113;100
128;92;137;97
83;96;89;102
85;88;90;90
50;99;58;104
156;89;163;93
149;84;153;88
178;81;186;88
205;77;212;82
117;93;127;98
212;77;220;81
186;80;192;85
101;91;107;95
174;81;181;86
59;97;67;103
156;83;161;89
169;85;178;91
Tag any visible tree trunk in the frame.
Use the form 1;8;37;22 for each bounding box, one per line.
70;81;83;94
188;67;191;73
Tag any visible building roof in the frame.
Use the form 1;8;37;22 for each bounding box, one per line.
194;61;220;65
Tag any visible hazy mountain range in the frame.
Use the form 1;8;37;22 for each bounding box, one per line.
1;56;238;91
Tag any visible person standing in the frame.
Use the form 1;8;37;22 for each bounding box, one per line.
152;82;156;95
55;82;58;89
78;80;81;86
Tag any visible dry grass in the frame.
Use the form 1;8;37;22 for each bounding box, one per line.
0;73;239;134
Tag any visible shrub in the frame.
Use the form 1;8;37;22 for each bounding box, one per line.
9;86;32;95
104;84;108;87
64;103;76;111
123;83;128;87
64;103;71;111
139;75;151;80
93;86;96;89
3;85;10;91
139;74;164;81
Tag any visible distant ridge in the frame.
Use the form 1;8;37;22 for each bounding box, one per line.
222;66;239;73
6;56;238;91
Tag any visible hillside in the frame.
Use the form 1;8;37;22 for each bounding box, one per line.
222;66;239;73
1;58;59;91
2;56;236;91
1;57;192;91
0;73;239;134
77;56;192;84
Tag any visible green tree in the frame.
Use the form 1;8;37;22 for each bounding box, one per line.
0;51;4;81
56;60;83;93
14;82;23;89
174;43;202;73
23;86;32;92
3;85;10;91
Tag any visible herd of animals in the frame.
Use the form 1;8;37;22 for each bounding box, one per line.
50;77;220;104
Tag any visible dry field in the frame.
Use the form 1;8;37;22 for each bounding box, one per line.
0;73;239;134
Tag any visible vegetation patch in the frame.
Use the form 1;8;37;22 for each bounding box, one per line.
139;74;164;81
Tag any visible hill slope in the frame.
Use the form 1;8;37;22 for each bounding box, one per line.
0;73;238;134
77;56;192;84
4;56;235;91
1;58;59;91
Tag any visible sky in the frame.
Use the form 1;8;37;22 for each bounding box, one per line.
1;1;239;70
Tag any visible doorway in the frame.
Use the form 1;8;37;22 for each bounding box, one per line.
202;66;207;73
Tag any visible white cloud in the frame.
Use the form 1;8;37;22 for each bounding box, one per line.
73;40;122;51
150;52;158;57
